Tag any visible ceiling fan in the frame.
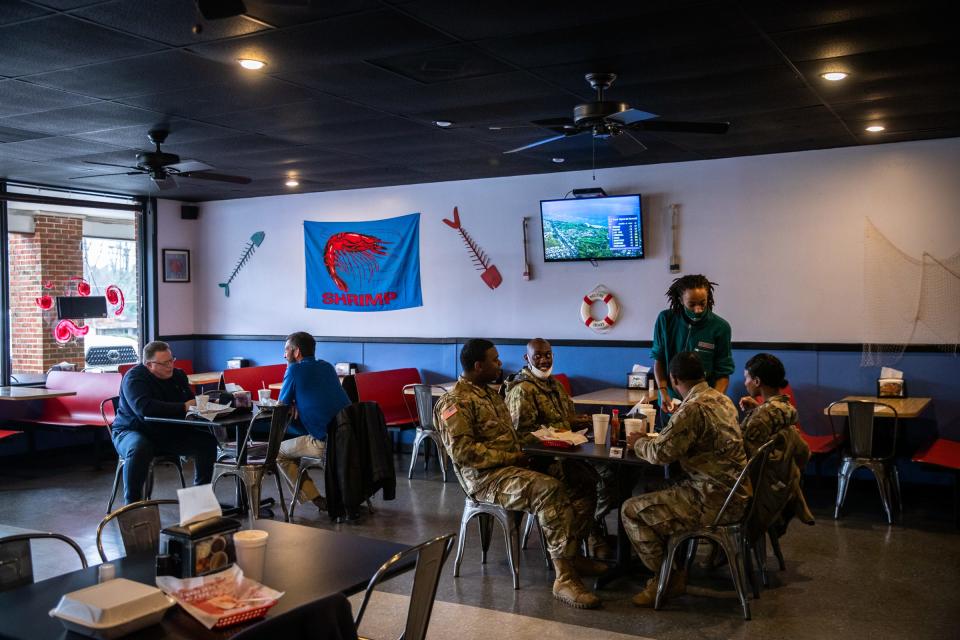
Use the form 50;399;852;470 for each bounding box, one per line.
503;72;729;156
71;129;252;191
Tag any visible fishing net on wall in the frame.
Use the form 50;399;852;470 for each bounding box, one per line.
862;219;960;366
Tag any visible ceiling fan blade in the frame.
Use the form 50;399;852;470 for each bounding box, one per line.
627;120;730;134
530;117;578;134
606;109;659;126
82;160;139;170
180;171;252;184
152;176;177;191
167;159;214;173
69;170;144;179
504;132;587;155
607;129;648;156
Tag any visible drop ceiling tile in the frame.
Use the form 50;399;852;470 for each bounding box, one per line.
116;78;317;119
242;0;380;27
0;80;99;117
27;51;238;99
0;136;128;161
0;102;165;136
0;1;52;25
75;120;241;148
211;97;377;134
73;0;269;46
0;15;164;76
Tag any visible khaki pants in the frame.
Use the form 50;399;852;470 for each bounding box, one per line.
277;435;326;504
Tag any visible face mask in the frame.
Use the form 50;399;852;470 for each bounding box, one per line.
529;365;553;380
684;308;706;322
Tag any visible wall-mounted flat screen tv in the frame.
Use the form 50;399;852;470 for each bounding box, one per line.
541;194;644;262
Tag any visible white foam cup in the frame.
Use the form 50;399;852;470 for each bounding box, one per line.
233;529;269;583
640;406;658;431
624;418;646;437
194;394;208;411
592;414;610;446
257;389;272;404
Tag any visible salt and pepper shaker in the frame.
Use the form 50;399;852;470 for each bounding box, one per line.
98;563;116;583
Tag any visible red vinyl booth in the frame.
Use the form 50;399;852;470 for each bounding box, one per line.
222;364;287;399
27;371;122;428
554;373;573;396
354;368;422;428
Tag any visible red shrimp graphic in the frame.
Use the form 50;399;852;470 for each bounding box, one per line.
323;232;388;292
36;295;54;310
70;276;91;296
54;319;89;344
105;285;125;316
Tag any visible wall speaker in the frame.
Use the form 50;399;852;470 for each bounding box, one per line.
181;205;199;220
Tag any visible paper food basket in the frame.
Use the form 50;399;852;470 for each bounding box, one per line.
156;565;283;629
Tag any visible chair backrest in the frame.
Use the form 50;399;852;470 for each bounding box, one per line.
554;373;572;396
238;404;291;467
99;395;119;428
96;499;177;562
403;384;448;431
0;532;87;592
173;359;194;375
118;363;136;375
234;592;358;640
827;400;898;459
222;364;288;399
713;436;778;526
354;533;457;640
355;368;422;425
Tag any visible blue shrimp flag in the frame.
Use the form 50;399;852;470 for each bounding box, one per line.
305;213;422;312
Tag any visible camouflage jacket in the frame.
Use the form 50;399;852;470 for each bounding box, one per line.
741;395;799;457
505;367;576;438
434;377;524;495
634;381;749;517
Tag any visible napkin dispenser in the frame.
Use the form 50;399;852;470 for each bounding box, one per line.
334;362;356;376
627;370;649;389
226;357;249;369
157;516;241;578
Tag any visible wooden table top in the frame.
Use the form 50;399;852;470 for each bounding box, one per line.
571;387;652;407
0;387;77;401
187;371;222;385
824;396;932;419
0;519;412;640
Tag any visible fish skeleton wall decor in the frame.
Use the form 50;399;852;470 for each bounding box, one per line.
442;207;502;290
219;231;265;297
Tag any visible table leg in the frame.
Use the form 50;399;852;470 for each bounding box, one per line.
594;464;647;590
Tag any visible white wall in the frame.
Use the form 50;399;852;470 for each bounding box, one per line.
156;199;197;336
157;137;960;343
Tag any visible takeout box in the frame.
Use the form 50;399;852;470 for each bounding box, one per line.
157;516;241;579
48;578;175;640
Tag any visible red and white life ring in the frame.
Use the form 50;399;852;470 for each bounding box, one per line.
580;286;620;332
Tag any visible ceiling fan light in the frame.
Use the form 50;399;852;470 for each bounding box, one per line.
285;179;299;187
551;157;565;163
238;58;266;70
820;71;848;81
865;125;885;132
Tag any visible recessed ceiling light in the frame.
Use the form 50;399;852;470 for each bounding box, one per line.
238;58;266;70
551;157;565;164
865;125;885;133
433;120;453;128
820;71;848;81
488;126;503;131
285;179;299;187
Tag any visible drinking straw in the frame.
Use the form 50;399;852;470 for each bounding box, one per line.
261;381;266;389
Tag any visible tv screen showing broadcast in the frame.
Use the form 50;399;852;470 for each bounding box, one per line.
540;194;644;262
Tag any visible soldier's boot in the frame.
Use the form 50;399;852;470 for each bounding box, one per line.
552;559;601;609
572;554;609;576
587;526;613;561
631;569;687;607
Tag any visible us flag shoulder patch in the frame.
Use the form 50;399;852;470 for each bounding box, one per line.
441;405;459;420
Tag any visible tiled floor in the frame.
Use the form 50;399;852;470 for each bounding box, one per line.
1;448;958;639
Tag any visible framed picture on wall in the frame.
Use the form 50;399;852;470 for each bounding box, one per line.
162;249;190;283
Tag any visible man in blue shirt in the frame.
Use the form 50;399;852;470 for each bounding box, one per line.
277;331;351;511
111;341;218;504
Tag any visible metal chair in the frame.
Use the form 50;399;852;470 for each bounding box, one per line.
828;400;901;523
355;533;457;640
656;438;779;620
0;532;87;592
520;512;552;571
402;384;449;481
101;396;185;513
448;464;525;590
96;498;177;562
212;404;292;527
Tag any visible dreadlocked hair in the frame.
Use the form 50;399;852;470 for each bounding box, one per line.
666;274;718;315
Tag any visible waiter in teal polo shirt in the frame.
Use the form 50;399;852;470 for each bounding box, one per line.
651;274;734;412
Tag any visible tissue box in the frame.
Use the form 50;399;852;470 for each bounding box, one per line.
627;371;649;389
877;378;907;398
158;516;242;579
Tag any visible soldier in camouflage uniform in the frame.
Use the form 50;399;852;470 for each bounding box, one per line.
505;338;616;559
435;339;605;609
738;353;814;539
622;352;748;607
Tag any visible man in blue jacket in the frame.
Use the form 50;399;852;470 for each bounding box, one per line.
111;341;218;504
277;331;351;511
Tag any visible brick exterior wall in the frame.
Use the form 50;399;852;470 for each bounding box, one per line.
9;215;86;374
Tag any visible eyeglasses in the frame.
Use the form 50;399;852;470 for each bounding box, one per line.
148;358;176;367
